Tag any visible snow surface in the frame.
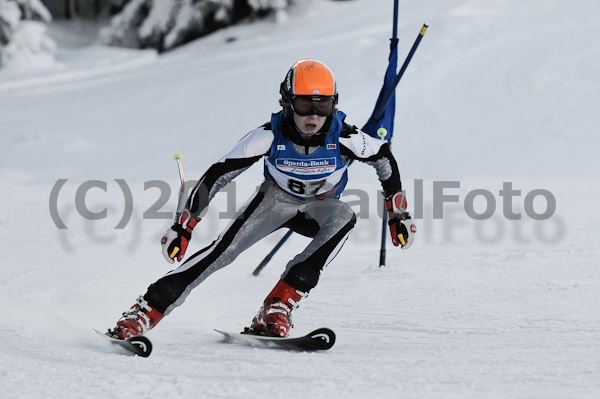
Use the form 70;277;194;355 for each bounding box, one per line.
0;0;599;398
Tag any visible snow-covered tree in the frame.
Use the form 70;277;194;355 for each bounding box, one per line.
0;0;55;68
99;0;293;52
0;0;21;46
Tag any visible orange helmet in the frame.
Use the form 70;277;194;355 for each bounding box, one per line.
280;59;338;106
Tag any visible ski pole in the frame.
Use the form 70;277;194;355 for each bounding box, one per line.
169;153;186;259
173;152;185;222
252;229;293;276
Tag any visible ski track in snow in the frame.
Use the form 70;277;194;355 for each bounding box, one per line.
1;0;599;398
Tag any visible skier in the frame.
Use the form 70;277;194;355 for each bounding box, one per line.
109;59;416;339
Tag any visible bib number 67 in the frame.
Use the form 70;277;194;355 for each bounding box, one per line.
288;178;326;196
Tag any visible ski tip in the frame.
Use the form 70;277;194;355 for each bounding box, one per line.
128;335;153;357
308;328;336;350
94;328;153;357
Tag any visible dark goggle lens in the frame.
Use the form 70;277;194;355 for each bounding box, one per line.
291;96;334;116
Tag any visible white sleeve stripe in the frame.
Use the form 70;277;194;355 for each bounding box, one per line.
217;127;274;162
188;127;273;211
338;130;386;159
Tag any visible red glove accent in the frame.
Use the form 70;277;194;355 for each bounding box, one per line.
161;209;200;263
385;193;416;249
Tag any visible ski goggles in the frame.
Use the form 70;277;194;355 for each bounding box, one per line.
291;95;335;117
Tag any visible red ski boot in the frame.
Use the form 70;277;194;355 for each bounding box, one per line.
109;296;164;339
248;280;306;337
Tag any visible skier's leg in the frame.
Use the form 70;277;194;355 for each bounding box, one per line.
282;198;356;292
248;198;355;337
111;183;296;338
145;183;296;315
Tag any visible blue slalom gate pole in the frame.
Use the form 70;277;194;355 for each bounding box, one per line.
252;230;294;276
372;24;428;121
376;23;427;267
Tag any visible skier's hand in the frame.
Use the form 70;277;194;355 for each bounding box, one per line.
386;192;416;249
161;209;199;263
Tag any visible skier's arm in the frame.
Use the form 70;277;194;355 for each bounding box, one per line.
339;124;416;249
161;126;273;263
338;124;402;197
187;126;274;218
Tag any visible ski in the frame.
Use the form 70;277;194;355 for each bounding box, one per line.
215;328;336;351
93;328;153;357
